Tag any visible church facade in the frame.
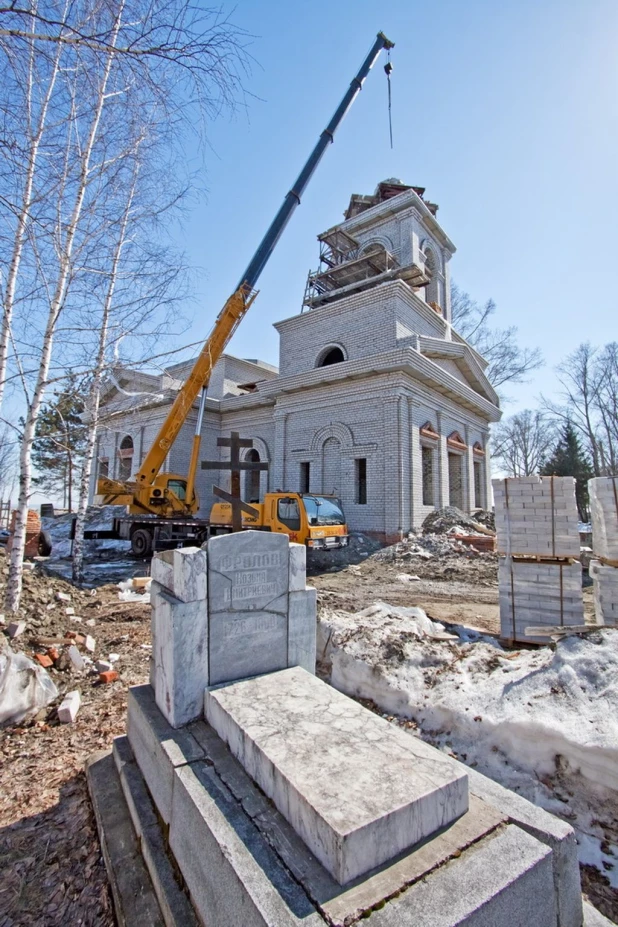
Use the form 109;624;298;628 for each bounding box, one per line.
93;180;501;542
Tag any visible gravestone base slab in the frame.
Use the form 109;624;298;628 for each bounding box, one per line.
110;682;595;927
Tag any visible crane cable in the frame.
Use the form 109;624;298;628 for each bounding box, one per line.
384;50;394;149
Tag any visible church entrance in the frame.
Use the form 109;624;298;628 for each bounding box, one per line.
244;448;261;503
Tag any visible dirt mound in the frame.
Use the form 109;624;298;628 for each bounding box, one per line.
307;531;383;573
422;506;494;536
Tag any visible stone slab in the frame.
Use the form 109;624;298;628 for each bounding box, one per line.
117;689;578;927
170;760;324;927
151;583;209;727
288;588;317;673
85;750;166;927
206;531;292;686
208;609;289;686
150;546;207;603
366;824;556;927
207;530;290;613
127;684;205;824
187;720;505;926
205;667;469;884
289;543;307;591
112;737;199;927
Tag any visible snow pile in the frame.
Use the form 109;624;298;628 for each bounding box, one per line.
319;604;618;889
43;505;130;559
319;606;618;793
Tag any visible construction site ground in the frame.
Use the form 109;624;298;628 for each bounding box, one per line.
0;535;611;926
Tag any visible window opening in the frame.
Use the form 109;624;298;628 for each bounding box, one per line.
448;452;464;509
317;347;345;367
118;435;134;480
474;460;482;509
422;446;434;506
245;449;261;503
355;458;367;504
300;462;310;494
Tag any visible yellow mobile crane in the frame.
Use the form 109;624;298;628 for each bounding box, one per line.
96;33;394;556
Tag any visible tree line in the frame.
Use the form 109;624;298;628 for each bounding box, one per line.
491;343;618;520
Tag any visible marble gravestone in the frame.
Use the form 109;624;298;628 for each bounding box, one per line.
150;531;317;728
85;527;599;927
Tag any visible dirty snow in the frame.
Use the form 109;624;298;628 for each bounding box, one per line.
42;506;130;559
318;602;618;889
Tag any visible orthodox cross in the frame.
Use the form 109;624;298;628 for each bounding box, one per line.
201;432;269;533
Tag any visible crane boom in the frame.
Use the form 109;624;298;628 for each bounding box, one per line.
99;32;394;517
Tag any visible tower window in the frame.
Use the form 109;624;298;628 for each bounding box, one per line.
316;346;345;367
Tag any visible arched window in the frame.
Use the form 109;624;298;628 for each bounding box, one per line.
424;247;441;311
245;448;261;503
316;345;345;367
118;435;134;480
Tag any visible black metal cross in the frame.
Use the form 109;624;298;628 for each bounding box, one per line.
201;432;269;533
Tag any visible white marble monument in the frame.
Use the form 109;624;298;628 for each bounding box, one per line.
86;528;598;927
150;531;316;728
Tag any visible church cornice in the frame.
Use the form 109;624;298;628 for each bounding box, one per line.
258;346;501;422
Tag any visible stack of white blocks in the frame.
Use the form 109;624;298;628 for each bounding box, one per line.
493;476;581;558
589;477;618;627
498;559;584;643
493;476;583;642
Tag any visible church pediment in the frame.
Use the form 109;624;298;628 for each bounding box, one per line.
417;337;498;406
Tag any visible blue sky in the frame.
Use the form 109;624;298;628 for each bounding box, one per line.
173;0;617;414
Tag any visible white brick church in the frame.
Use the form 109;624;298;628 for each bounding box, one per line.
93;180;501;542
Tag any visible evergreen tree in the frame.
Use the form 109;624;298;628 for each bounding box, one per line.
541;421;594;521
31;384;88;511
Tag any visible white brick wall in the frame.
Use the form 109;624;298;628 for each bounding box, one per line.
92;189;500;540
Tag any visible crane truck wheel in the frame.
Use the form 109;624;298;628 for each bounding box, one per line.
37;530;52;557
131;528;153;558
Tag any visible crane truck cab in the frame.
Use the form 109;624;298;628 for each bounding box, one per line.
209;492;349;549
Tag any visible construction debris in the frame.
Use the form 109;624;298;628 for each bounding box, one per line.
0;639;58;724
57;690;81;723
8;620;26;639
421;506;496;538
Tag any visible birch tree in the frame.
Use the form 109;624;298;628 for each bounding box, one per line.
492;410;557;477
451;283;543;392
0;0;249;610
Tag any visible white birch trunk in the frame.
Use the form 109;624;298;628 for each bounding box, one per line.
5;7;124;612
72;161;138;583
0;10;64;411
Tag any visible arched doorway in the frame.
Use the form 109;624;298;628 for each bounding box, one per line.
244;448;261;503
322;437;341;496
118;435;134;480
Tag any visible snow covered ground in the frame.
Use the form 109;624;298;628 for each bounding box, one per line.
318;603;618;893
